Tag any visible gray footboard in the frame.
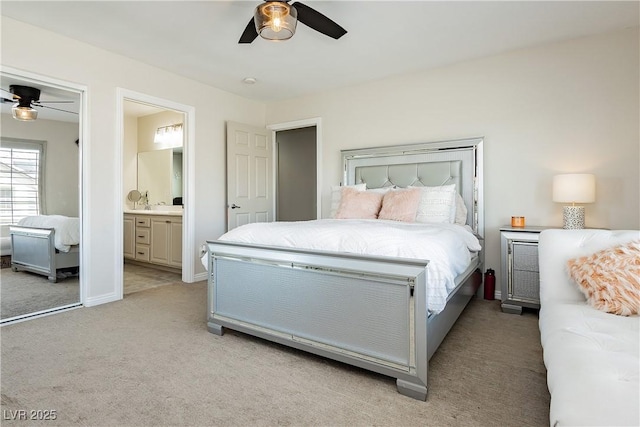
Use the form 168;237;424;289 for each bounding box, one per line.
208;241;479;400
9;226;79;283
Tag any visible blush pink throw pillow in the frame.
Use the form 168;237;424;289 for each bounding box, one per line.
567;241;640;316
378;188;422;222
335;187;383;219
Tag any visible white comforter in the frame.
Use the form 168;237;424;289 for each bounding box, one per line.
17;215;80;252
214;219;481;313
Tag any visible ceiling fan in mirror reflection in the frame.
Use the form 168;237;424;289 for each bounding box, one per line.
1;85;77;121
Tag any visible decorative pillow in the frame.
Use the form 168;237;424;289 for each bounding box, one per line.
378;188;422;222
454;193;468;225
335;187;383;220
412;184;457;224
330;184;366;218
567;241;640;316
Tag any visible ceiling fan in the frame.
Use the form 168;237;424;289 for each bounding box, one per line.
239;1;347;43
1;85;77;121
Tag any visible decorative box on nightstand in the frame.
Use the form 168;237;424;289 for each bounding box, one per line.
500;226;551;314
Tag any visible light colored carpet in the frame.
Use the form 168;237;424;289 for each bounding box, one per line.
0;282;550;426
0;263;180;321
0;269;79;320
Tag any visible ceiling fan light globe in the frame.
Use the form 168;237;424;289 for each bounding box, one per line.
12;105;38;121
255;2;297;41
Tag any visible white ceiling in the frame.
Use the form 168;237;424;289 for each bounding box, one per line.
1;1;638;103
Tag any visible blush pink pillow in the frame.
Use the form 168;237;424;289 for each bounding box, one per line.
567;241;640;316
335;187;383;219
378;188;422;222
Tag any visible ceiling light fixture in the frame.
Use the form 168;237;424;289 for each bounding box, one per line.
254;1;297;41
154;123;183;145
12;104;38;121
10;85;41;121
242;77;257;84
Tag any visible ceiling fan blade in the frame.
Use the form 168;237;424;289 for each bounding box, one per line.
1;97;15;104
292;2;347;40
33;100;74;104
239;17;259;44
34;104;78;115
1;88;17;99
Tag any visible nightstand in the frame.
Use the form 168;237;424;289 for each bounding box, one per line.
500;226;550;314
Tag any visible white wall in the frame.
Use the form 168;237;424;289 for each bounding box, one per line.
122;115;138;210
1;114;80;218
2;17;266;305
265;28;640;288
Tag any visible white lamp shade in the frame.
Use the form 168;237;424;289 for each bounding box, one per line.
552;174;596;204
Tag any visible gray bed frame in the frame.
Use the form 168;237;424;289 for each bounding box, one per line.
9;225;79;283
206;137;484;400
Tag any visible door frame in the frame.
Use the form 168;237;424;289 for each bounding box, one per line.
1;66;87;314
115;88;196;298
268;117;322;219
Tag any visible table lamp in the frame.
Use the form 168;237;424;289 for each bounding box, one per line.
552;174;596;229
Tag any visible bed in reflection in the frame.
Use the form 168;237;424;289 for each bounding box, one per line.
10;215;80;283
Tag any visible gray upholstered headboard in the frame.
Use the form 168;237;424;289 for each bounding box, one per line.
341;137;484;237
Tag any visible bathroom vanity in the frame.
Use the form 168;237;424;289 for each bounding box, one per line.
124;209;182;269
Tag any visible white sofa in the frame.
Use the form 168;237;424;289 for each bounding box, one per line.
538;229;639;427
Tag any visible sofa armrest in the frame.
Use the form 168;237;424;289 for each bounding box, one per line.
538;229;640;306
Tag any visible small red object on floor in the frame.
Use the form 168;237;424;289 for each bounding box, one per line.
484;268;496;300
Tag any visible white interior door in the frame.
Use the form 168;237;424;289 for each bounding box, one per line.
226;121;273;230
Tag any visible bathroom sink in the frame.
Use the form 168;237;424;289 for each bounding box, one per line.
150;205;183;212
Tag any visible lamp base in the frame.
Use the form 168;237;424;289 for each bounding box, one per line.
563;205;585;229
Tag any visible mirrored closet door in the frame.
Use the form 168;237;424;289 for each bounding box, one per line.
0;72;82;323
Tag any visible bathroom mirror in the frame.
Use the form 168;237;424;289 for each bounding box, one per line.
137;149;182;206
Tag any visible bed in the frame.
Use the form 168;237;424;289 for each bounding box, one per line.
9;215;80;283
205;137;484;400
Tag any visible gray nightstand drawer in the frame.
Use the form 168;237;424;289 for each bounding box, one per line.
512;242;538;271
511;270;540;302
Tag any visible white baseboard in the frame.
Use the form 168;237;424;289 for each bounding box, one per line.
194;271;208;282
84;292;121;307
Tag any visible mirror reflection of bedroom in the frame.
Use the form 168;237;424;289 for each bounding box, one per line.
122;100;184;295
0;73;81;323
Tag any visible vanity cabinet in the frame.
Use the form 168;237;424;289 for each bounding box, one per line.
150;217;182;267
123;215;135;259
124;213;182;269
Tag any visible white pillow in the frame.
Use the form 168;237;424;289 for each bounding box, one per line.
330;184;366;218
454;193;468;225
365;186;396;194
413;184;456;224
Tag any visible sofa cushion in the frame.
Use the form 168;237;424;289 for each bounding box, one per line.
567;241;640;315
538;229;640;427
540;302;639;427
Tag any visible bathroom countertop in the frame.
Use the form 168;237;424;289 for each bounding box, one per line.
124;209;183;216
